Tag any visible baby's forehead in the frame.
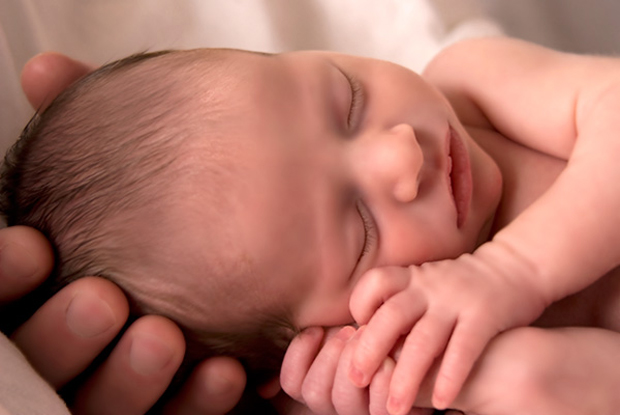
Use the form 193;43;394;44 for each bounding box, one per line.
160;161;319;325
144;48;326;316
138;201;304;331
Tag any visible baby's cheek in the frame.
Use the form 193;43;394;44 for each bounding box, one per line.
295;289;355;329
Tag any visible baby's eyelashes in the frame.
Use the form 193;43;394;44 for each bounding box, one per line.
354;199;377;271
345;73;364;130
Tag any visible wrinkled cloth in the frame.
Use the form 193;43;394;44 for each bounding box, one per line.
0;333;69;415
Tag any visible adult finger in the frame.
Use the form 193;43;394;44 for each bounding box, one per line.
11;276;129;388
0;226;54;303
70;315;185;415
21;52;94;111
162;356;247;415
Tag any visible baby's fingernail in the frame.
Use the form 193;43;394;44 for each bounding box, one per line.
302;326;323;338
387;395;403;415
349;365;367;387
66;291;116;338
337;326;356;340
129;332;174;376
433;395;448;410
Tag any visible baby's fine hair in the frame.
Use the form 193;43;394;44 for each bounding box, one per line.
0;50;295;389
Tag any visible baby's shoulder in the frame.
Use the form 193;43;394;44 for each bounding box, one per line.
425;37;620;159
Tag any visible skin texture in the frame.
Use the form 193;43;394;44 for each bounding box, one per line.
277;38;620;415
281;325;620;415
141;48;500;412
144;49;502;331
10;39;620;415
3;53;247;415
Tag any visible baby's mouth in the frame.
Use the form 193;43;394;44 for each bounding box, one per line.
447;126;472;228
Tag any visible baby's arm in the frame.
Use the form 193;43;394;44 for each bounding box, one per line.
424;37;620;404
349;38;620;413
453;327;620;415
424;37;620;299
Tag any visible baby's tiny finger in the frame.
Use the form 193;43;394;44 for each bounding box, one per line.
388;314;453;415
332;329;370;415
302;326;356;415
350;293;426;388
432;321;495;410
280;327;325;401
368;358;395;415
350;267;410;324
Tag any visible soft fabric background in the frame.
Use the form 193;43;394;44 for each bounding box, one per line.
1;0;502;155
0;1;618;414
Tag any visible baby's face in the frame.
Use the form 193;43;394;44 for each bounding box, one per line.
173;49;502;330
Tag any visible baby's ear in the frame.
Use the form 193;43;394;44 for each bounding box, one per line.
21;52;95;111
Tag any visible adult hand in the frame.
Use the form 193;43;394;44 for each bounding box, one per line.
1;53;250;415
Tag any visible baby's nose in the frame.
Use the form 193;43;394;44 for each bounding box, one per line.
358;123;424;204
387;124;423;203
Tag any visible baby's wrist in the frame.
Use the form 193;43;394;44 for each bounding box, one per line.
473;240;551;310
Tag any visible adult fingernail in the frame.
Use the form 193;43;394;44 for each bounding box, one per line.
66;291;116;338
0;241;38;283
129;332;174;376
208;371;238;396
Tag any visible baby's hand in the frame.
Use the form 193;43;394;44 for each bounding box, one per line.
280;326;434;415
348;252;547;414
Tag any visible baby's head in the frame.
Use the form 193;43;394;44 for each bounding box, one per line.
1;47;502;384
0;49;302;383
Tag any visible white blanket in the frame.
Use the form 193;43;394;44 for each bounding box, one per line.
0;0;502;156
0;334;69;415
